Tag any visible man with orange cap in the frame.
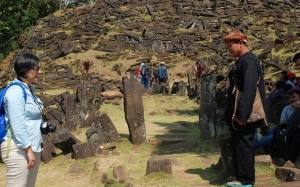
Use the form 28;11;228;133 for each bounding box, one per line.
223;30;268;187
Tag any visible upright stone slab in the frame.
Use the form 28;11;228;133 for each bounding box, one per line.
65;94;79;131
171;81;187;96
150;83;163;94
41;134;56;163
187;73;196;99
217;132;235;176
98;113;122;142
200;72;217;138
122;76;146;144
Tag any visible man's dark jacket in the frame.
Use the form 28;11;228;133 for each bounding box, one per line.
232;51;268;122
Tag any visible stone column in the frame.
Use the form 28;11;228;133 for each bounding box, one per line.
199;72;217;138
122;76;146;144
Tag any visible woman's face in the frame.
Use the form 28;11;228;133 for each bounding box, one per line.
24;63;41;84
293;78;298;84
290;92;300;103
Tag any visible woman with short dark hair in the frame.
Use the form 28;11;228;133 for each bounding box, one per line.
1;53;44;187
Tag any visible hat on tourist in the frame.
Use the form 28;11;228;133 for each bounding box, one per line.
223;30;250;44
160;61;165;65
288;72;296;80
140;62;145;66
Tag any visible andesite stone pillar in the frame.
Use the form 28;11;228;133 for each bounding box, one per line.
199;72;217;138
122;76;146;144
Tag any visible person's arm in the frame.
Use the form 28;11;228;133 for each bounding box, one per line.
4;86;31;149
164;67;168;79
5;85;36;169
280;106;289;124
267;90;277;102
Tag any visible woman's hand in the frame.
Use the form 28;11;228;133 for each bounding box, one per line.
291;100;300;109
25;146;36;169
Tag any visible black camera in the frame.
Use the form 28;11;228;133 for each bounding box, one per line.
40;121;56;135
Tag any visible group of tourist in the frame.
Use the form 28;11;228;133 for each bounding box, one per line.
135;60;168;90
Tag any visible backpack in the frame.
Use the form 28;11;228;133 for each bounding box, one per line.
272;124;300;161
0;82;27;142
272;109;300;161
140;65;146;76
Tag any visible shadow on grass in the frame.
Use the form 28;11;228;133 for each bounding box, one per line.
119;133;130;139
149;119;221;155
162;108;199;116
185;165;226;186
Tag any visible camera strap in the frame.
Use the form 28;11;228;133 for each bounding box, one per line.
29;86;43;117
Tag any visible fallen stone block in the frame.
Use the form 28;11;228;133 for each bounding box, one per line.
52;129;81;154
113;165;127;183
146;155;172;175
72;142;102;159
255;155;272;165
275;167;300;182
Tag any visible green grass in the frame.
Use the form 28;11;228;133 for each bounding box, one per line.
0;95;281;187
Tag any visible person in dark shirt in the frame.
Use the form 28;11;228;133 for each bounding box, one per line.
223;30;268;187
140;59;151;90
156;61;168;83
267;80;290;104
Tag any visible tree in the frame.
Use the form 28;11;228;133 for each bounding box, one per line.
0;0;60;61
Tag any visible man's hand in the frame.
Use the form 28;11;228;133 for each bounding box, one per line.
235;117;246;126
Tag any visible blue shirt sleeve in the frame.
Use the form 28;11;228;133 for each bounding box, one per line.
280;105;290;124
4;85;31;149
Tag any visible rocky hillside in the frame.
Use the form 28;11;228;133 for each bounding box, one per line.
1;0;300;89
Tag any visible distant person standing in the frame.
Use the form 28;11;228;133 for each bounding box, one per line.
140;59;151;90
156;61;168;83
194;60;205;84
136;62;144;82
193;60;205;100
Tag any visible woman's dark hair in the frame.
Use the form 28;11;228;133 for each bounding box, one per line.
289;89;300;96
275;80;285;89
284;84;293;92
292;52;300;62
14;53;39;77
282;74;290;81
281;70;288;76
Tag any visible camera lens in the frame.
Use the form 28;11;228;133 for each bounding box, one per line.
40;122;56;135
49;125;56;132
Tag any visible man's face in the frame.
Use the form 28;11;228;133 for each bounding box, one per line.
295;59;300;70
225;41;241;57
